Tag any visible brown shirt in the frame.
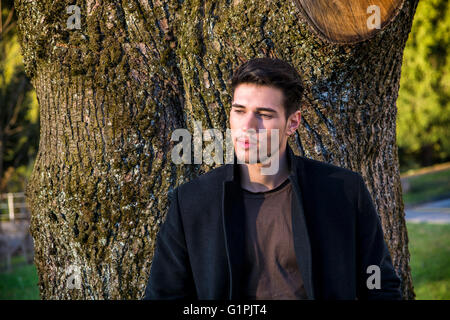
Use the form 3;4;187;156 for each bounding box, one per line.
241;178;308;300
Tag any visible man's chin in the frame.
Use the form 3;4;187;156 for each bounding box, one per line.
235;151;273;165
235;152;257;164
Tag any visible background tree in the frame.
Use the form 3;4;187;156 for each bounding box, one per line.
0;0;39;193
397;0;450;169
14;0;419;299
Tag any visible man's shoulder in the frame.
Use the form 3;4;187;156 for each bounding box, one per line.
296;156;364;209
298;155;361;180
296;156;362;187
173;164;229;200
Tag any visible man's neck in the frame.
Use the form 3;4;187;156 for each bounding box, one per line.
238;147;290;193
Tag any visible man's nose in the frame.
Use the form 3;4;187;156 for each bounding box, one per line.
241;112;259;132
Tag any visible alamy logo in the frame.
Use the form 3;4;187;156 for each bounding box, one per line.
366;265;381;289
170;120;280;175
66;5;81;30
367;5;381;30
66;264;81;290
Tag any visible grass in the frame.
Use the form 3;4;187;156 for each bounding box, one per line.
406;222;450;300
0;255;40;300
402;168;450;206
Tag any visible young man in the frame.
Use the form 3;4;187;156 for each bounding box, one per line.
144;58;402;300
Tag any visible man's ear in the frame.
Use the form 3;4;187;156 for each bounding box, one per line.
287;110;301;136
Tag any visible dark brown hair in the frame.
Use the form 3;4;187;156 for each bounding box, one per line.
231;57;304;119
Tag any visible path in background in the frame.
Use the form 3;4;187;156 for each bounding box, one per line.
405;198;450;224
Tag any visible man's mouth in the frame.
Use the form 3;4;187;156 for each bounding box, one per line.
237;137;257;149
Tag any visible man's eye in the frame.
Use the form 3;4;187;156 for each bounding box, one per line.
234;109;244;113
260;114;273;119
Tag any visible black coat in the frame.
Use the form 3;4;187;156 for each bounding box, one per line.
144;144;402;300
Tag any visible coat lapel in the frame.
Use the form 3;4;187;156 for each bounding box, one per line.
286;145;315;299
221;144;314;300
222;154;246;299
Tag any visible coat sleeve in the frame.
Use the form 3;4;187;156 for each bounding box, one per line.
143;187;197;300
355;173;403;300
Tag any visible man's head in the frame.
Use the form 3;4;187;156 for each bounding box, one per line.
229;58;303;165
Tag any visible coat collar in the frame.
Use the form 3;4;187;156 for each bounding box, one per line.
221;143;315;300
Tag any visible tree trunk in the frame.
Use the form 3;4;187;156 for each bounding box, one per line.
15;0;418;299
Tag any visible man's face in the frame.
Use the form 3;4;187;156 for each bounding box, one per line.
229;83;300;165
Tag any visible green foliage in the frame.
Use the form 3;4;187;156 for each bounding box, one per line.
397;0;450;167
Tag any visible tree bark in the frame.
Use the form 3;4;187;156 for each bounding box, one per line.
15;0;418;299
